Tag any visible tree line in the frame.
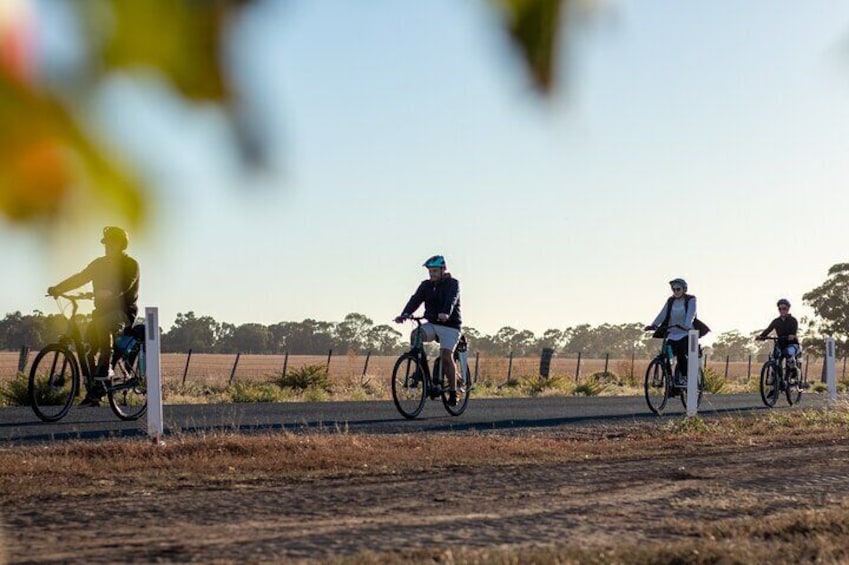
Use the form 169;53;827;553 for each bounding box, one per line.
3;262;849;358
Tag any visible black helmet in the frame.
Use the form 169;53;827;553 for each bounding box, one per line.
101;226;128;250
777;298;791;308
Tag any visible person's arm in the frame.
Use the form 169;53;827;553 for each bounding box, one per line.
786;317;798;341
757;319;777;339
117;258;140;299
438;278;460;322
647;302;668;329
47;264;94;297
399;282;425;318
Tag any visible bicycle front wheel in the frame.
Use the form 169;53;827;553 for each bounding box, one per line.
391;354;427;419
433;358;471;416
28;344;79;422
785;366;803;406
644;358;669;415
759;362;780;407
108;344;147;421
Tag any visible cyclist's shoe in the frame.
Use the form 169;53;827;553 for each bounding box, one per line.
78;395;101;407
448;391;458;406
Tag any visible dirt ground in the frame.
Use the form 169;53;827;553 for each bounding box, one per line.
3;424;849;564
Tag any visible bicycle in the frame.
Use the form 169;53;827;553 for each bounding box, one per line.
758;336;806;407
28;292;147;422
644;326;704;415
391;316;471;419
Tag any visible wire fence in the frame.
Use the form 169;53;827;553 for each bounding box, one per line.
0;347;841;389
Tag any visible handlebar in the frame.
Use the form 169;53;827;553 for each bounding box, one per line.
49;292;94;301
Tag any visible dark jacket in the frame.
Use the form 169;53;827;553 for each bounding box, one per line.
79;254;140;318
402;274;461;329
758;315;799;349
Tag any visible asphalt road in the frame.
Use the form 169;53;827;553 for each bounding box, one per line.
0;392;826;444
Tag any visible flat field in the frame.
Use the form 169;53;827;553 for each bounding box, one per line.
2;350;826;392
2;410;849;563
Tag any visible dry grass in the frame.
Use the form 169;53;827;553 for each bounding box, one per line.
5;408;849;563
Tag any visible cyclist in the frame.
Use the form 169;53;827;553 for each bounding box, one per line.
644;278;697;385
394;255;462;405
47;226;140;406
756;298;801;367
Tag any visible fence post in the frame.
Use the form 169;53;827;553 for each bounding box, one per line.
687;330;700;417
747;354;752;380
326;349;333;373
843;355;847;380
144;307;164;442
603;352;610;374
539;348;554;378
17;345;29;374
724;355;730;379
630;350;635;381
575;352;582;382
507;351;514;382
474;351;480;382
826;338;837;405
229;352;241;386
703;352;708;370
281;349;289;377
181;348;192;386
362;351;372;377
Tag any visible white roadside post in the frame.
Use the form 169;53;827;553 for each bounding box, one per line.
145;307;164;442
825;337;837;406
687;329;700;417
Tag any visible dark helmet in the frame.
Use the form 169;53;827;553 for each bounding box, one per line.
777;298;791;308
423;255;446;269
101;226;129;250
668;278;688;292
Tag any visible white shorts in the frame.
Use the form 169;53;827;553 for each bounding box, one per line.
420;323;461;352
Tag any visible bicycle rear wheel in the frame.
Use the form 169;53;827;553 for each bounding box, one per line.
785;366;803;405
644;358;669;415
759;362;780;407
28;344;79;422
108;343;147;421
433;358;470;416
391;354;427;419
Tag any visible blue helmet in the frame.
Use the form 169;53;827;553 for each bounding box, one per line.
423;255;446;269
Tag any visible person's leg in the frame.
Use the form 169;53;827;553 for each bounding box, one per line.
440;348;456;392
92;310;129;382
670;338;688;380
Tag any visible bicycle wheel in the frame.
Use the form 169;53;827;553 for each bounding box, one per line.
759;362;780;407
644;358;669;415
785;365;803;406
108;343;147;421
28;344;79;422
391;354;427;419
678;366;704;410
434;358;471;416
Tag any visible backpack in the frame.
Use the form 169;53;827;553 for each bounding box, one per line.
655;294;711;338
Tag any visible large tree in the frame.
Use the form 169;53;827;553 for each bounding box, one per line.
802;263;849;356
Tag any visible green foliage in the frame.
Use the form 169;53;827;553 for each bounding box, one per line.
573;379;607;397
274;364;331;392
702;367;727;394
229;382;283;403
0;373;29;406
803;263;849;355
665;416;710;434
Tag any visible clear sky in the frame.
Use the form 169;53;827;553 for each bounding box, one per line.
2;1;849;343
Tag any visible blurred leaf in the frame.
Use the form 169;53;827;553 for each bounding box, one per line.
87;0;251;102
0;72;145;227
493;0;564;94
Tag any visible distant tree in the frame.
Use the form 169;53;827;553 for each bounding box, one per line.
364;324;403;355
709;330;756;362
276;319;336;354
335;313;374;353
0;311;44;350
802;263;849;356
220;323;271;354
536;328;566;351
161;311;220;353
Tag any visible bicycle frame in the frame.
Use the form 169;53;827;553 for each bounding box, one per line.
56;295;97;385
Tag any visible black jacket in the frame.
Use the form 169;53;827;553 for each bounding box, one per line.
402;275;461;329
758;315;799;348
